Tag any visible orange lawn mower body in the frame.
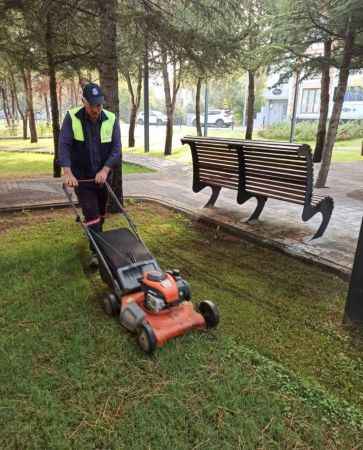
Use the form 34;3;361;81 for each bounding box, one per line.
63;181;219;354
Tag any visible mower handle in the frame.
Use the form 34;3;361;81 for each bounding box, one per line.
62;179;143;244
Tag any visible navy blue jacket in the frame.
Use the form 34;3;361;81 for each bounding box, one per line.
59;107;121;179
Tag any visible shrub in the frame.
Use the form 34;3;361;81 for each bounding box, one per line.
259;120;363;142
37;121;52;137
336;121;363;140
258;122;291;140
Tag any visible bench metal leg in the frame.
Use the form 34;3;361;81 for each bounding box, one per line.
302;197;334;240
248;196;267;222
204;186;221;208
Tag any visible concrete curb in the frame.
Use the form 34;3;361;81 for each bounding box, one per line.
0;195;351;282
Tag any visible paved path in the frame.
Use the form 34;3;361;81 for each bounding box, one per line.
1;152;362;277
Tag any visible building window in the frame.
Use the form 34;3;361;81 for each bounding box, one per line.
333;86;363;102
345;86;363;101
300;88;320;113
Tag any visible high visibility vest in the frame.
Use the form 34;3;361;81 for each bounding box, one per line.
68;106;116;143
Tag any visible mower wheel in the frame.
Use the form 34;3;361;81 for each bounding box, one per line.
137;322;157;354
103;293;120;317
198;300;220;328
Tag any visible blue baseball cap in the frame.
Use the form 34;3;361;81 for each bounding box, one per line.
82;83;105;105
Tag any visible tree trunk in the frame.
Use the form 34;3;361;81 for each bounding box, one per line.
22;69;37;143
98;0;122;209
195;77;202;136
314;39;332;163
58;81;63;120
9;70;26;138
23;112;28;139
245;70;255;140
162;56;173;156
128;105;137;148
1;86;11;127
124;66;142;148
10;86;16;124
315;27;355;188
46;13;61;177
162;56;180;156
44;93;51;124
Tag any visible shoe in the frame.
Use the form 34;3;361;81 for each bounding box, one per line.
89;253;99;269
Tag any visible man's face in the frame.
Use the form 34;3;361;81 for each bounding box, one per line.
83;98;102;122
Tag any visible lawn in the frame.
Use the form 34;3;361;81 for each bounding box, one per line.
0;151;153;179
0;203;362;449
2;126;362;165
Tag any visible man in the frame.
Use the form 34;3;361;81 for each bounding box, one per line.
59;82;122;267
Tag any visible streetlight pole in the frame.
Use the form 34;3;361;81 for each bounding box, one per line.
143;38;150;153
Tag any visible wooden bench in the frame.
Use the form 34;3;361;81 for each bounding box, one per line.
181;136;334;239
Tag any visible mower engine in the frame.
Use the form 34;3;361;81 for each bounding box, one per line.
141;270;191;313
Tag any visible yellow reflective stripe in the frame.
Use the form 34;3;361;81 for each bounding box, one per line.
68;107;84;141
68;107;115;143
100;109;116;143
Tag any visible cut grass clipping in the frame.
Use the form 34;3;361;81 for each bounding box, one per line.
0;151;153;178
0;203;363;449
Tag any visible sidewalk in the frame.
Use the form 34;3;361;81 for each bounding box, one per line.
1;152;362;278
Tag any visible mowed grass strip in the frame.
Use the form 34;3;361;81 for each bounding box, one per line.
0;204;362;449
0;151;153;178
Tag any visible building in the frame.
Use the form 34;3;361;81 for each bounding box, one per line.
255;46;363;128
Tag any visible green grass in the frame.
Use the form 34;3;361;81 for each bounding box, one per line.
122;127;363;164
2;127;362;164
0;137;54;153
0;151;153;179
0;204;363;449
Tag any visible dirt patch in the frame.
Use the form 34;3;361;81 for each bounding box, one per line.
0;208;73;234
347;190;363;202
0;200;177;235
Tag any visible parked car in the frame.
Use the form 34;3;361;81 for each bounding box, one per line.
192;109;234;128
35;111;47;120
137;110;167;125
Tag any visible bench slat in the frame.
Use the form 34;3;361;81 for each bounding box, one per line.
246;180;308;197
200;177;238;190
245;186;306;204
198;154;239;164
246;167;307;179
199;161;239;173
244;149;306;159
200;167;239;178
186;136;304;151
246;174;307;189
196;149;239;159
245;160;307;173
244;154;307;165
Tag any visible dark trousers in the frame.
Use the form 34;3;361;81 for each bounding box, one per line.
75;182;108;251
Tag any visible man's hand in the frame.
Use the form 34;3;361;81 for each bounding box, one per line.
95;166;110;184
63;167;78;187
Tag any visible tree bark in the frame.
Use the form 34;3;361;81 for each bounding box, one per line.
195;77;202;136
162;55;180;156
44;93;50;124
245;70;255;140
1;86;11;127
58;81;63;119
316;26;355;188
9;70;26;138
22;69;37;143
46;12;61;177
10;86;16;124
124;66;142;148
314;39;332;163
98;0;122;209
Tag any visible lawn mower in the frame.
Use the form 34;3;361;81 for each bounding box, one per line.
63;180;219;354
